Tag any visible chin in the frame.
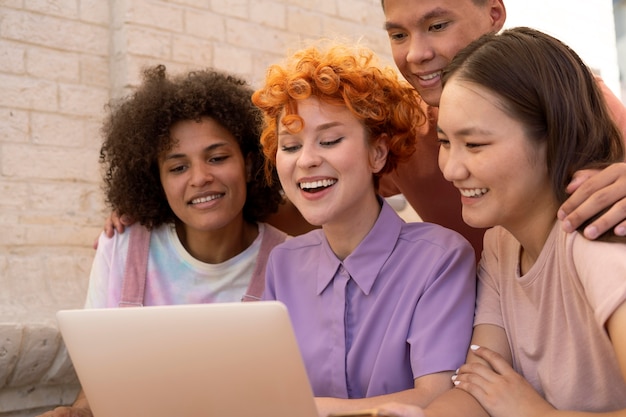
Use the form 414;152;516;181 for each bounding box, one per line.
461;213;491;229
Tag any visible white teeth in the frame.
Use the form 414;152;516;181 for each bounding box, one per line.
419;71;441;81
191;194;223;204
299;179;337;190
459;188;488;198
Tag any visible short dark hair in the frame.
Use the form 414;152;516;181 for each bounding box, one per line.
100;65;283;228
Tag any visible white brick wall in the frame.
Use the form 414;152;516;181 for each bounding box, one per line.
0;0;620;416
0;1;392;415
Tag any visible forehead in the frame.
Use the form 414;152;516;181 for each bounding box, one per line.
384;0;482;18
439;78;507;127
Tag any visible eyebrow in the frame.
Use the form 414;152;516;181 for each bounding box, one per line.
384;8;451;31
162;142;228;161
278;121;343;136
436;125;493;137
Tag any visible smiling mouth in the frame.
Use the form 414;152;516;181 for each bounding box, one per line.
418;71;442;81
299;179;337;193
190;194;224;205
459;188;488;198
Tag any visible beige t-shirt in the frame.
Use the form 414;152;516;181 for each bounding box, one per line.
475;221;626;411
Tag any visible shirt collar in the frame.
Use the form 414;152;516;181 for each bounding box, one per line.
315;197;404;295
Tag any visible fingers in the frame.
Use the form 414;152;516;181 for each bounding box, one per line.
467;345;512;376
103;215;115;238
102;211;131;238
558;163;626;238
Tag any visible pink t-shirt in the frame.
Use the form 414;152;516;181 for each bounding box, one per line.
475;222;626;411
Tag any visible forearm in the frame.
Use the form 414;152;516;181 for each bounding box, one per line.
421;387;489;417
315;384;447;417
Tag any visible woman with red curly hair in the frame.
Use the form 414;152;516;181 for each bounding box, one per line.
252;41;476;416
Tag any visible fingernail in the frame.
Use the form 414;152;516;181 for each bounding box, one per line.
451;374;457;382
470;344;480;351
557;209;566;220
453;380;460;386
585;226;599;240
616;226;626;237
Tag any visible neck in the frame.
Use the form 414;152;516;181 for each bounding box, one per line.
175;218;258;264
507;201;559;275
322;194;381;260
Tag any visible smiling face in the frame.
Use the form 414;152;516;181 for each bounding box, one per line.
158;117;248;236
437;78;557;235
275;97;387;229
383;0;505;107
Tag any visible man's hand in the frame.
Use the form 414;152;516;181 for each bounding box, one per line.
558;163;626;239
92;211;134;249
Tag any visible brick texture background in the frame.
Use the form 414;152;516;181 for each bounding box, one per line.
0;1;393;415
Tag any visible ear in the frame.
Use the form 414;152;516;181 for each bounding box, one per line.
369;134;389;174
489;0;507;32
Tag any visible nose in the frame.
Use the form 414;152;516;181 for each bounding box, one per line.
438;146;468;183
406;34;434;64
296;142;322;169
189;162;214;186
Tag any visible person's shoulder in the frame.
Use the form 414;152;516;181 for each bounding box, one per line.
567;224;626;260
271;228;325;251
261;222;289;242
400;221;472;249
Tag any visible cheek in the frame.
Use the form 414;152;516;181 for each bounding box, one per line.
274;154;291;182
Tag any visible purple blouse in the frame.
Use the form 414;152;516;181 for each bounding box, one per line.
263;199;476;398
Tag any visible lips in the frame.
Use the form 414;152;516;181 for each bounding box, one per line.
298;179;337;193
189;193;224;205
418;71;442;81
459;188;488;198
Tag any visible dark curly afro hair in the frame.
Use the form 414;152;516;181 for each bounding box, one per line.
100;64;283;229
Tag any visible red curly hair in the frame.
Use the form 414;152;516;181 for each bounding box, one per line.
252;41;426;187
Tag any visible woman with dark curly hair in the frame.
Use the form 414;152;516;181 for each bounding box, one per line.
88;64;286;307
38;65;287;417
252;41;476;416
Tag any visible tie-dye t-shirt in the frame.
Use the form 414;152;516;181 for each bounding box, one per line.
85;222;266;308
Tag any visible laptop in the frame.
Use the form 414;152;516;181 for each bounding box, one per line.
56;301;318;417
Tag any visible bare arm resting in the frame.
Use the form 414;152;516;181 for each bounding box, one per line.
316;371;454;417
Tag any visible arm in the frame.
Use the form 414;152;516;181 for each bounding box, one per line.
557;77;626;239
35;389;93;417
315;371;453;417
374;324;508;417
451;304;626;417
